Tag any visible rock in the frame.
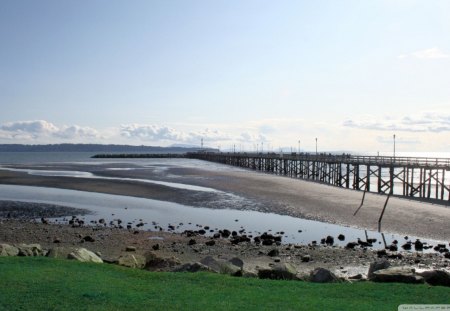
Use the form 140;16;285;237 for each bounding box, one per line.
267;249;279;257
345;242;358;249
348;274;363;280
309;268;340;283
152;244;160;251
301;255;311;262
414;240;424;251
200;256;241;276
117;254;146;269
144;251;181;271
418;270;450;287
228;257;244;269
368;260;390;279
325;236;334;245
82;236;95;242
17;244;44;257
337;234;345;241
258;263;298;280
370;267;424;284
46;247;73;259
188;239;196;246
126;246;136;252
220;230;231;238
377;250;387;258
401;242;412;251
205;240;215;246
0;244;19;257
68;248;103;263
172;262;211;273
388;244;398;252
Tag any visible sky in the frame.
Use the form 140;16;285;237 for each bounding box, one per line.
1;0;449;153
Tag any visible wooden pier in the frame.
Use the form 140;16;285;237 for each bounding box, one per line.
188;152;450;203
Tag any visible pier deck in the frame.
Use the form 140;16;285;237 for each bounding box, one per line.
188;152;450;203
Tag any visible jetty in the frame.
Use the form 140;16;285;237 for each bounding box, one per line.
188;152;450;203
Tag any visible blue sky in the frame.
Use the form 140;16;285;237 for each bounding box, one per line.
1;0;449;152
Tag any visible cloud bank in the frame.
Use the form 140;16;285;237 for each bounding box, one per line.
398;47;450;59
343;112;450;133
0;120;100;141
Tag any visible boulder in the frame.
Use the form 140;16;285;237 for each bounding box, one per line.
172;262;211;273
17;244;44;257
228;257;244;269
368;260;390;279
117;254;146;269
46;247;73;259
0;244;19;257
258;263;298;280
200;256;241;276
68;248;103;263
370;267;424;284
144;251;180;271
309;268;340;283
418;270;450;287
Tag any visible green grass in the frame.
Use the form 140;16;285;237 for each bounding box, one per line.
0;257;448;311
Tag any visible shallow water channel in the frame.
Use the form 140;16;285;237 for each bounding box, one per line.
0;184;444;252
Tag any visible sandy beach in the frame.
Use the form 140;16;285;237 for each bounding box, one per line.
0;161;449;241
1;160;449;276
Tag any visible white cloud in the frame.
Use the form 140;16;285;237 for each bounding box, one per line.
398;47;450;59
120;124;187;142
343;112;450;133
0;120;101;141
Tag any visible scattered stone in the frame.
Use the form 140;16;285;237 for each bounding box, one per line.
377;250;387;258
414;240;424;251
82;235;95;243
152;244;160;251
309;267;339;283
388;244;398;252
0;243;19;257
205;240;215;246
126;246;136;252
337;234;345;241
188;239;196;246
267;249;279;257
68;248;103;263
401;242;412;251
258;263;298;280
345;242;358;249
325;236;334;246
301;255;311;262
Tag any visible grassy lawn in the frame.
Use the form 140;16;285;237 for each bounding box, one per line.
0;257;448;311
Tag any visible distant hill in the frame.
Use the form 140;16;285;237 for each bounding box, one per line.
0;144;217;153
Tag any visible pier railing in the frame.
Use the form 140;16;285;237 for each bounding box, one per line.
187;152;450;202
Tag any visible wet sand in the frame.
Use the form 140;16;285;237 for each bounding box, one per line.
0;162;450;241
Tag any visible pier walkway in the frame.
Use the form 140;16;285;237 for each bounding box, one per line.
188;152;450;203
